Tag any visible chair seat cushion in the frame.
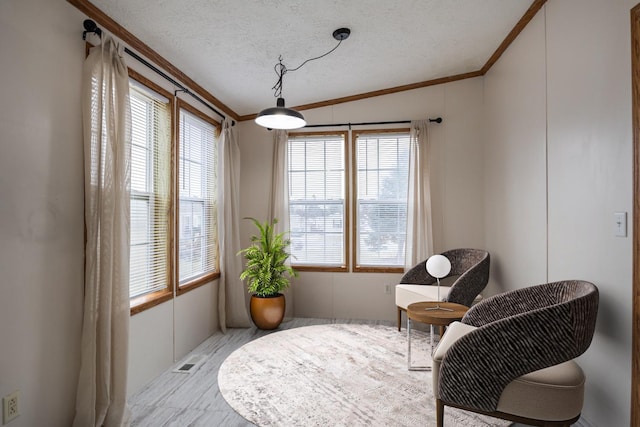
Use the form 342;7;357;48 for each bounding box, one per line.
496;360;585;421
396;284;481;310
433;322;585;422
395;284;452;310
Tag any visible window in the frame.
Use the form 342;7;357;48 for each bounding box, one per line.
354;130;410;271
129;79;172;302
177;103;218;290
287;129;410;273
127;71;220;314
288;132;348;270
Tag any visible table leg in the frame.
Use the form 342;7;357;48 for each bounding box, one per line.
430;323;434;356
407;318;411;370
407;318;432;371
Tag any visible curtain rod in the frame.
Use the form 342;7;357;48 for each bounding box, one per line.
303;117;442;129
82;20;233;125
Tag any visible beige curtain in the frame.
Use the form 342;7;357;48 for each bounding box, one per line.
74;36;131;427
217;119;251;331
268;130;289;230
268;129;294;319
405;120;433;270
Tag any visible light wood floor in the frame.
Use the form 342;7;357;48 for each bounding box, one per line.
128;317;393;426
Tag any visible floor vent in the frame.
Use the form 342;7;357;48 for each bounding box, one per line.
172;355;205;374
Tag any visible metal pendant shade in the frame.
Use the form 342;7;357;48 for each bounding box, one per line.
255;97;306;130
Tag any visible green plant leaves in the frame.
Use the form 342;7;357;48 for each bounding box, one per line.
238;217;298;298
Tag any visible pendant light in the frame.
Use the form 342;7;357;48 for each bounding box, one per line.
255;28;351;130
255;97;306;130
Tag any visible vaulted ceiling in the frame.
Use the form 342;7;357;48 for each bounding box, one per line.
74;0;540;120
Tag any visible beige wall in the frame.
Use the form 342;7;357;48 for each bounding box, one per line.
484;1;635;425
0;1;85;426
483;10;548;297
238;77;485;322
128;282;219;394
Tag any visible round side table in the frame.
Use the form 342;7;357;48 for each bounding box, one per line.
406;301;469;371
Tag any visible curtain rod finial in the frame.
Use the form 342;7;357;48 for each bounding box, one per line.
82;19;102;40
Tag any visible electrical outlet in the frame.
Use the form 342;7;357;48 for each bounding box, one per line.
3;391;19;424
384;284;391;295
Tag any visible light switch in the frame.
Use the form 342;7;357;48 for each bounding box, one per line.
614;212;627;237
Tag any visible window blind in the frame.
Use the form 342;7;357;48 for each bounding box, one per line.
178;109;218;284
129;83;171;299
288;134;345;266
355;132;410;267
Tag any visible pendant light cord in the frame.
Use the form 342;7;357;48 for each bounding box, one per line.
271;38;345;99
287;38;344;72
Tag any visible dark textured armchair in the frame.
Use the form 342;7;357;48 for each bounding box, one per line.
395;248;490;330
433;280;599;427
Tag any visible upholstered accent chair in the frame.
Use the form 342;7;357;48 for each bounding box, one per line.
395;248;490;331
432;280;599;427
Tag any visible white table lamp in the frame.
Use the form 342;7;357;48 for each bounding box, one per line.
425;254;453;311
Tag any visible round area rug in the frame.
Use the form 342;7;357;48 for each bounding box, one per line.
218;323;509;427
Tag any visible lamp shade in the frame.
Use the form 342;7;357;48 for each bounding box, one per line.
426;254;451;279
255;97;306;130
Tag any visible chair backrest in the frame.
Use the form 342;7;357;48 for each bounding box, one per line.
400;248;490;306
438;280;599;413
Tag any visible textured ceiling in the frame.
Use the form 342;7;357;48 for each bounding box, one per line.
89;0;534;117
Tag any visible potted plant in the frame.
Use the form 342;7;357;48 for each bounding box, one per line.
238;217;298;330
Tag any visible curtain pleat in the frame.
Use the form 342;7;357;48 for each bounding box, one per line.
405;120;433;270
74;36;131;427
269;130;294;319
217;119;251;331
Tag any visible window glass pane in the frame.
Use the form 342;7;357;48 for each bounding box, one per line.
130;198;149;244
178;108;218;284
131;144;148;192
289;143;306;171
305;171;326;199
288;134;346;266
129;82;171;299
289;171;306;199
355;132;410;267
179;200;205;280
325;170;343;199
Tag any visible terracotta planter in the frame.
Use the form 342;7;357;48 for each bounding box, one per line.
250;294;286;330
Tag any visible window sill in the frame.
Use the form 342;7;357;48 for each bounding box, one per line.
292;265;348;272
129;272;221;316
130;289;173;316
353;266;404;273
177;271;220;296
